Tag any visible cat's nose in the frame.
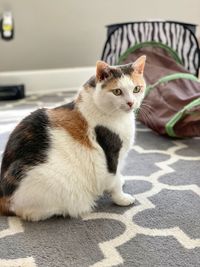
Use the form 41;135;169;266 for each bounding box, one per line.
127;102;133;108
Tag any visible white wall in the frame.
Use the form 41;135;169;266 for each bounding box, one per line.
0;0;199;71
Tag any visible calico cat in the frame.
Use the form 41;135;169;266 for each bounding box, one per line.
0;56;146;221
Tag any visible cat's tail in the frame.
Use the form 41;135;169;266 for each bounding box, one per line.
0;196;15;216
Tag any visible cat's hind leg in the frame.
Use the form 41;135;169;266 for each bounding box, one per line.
14;207;56;221
11;177;95;221
10;175;64;221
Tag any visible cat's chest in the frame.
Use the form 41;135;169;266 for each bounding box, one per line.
96;113;134;140
94;116;135;174
106;115;134;144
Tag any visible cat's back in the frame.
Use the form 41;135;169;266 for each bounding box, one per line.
0;102;94;196
0;108;50;183
47;101;92;149
0;102;98;219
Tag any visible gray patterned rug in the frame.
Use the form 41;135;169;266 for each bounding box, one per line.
0;91;200;267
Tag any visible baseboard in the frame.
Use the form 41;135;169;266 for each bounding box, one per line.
0;67;95;95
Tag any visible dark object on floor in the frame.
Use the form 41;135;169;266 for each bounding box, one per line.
0;85;25;100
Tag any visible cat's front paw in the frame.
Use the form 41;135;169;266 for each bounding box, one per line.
112;193;135;206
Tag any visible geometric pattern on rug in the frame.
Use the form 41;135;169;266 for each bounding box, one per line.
0;91;200;267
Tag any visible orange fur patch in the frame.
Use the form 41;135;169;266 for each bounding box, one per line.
102;78;119;92
132;72;146;92
48;107;92;149
103;72;145;93
0;197;14;216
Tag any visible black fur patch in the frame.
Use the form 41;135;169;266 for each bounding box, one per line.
102;65;134;88
84;75;96;88
119;63;134;76
110;68;123;78
95;126;122;174
0;109;50;196
108;65;134;79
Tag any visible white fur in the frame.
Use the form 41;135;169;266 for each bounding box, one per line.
93;75;144;114
11;75;143;221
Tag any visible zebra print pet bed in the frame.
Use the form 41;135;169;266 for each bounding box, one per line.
101;21;200;76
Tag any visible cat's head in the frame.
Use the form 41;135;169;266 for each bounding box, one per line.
89;56;146;114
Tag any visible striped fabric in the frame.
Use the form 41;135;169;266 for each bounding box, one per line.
101;21;200;76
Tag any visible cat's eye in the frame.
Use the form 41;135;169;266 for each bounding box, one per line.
112;89;122;96
133;85;142;93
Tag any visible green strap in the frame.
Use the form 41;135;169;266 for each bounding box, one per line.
165;97;200;137
145;73;199;96
117;41;183;65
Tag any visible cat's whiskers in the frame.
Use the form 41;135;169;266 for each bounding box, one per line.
139;108;159;132
138;101;160;132
140;101;155;112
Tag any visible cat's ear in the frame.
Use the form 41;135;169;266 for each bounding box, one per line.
96;61;111;82
133;55;146;75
